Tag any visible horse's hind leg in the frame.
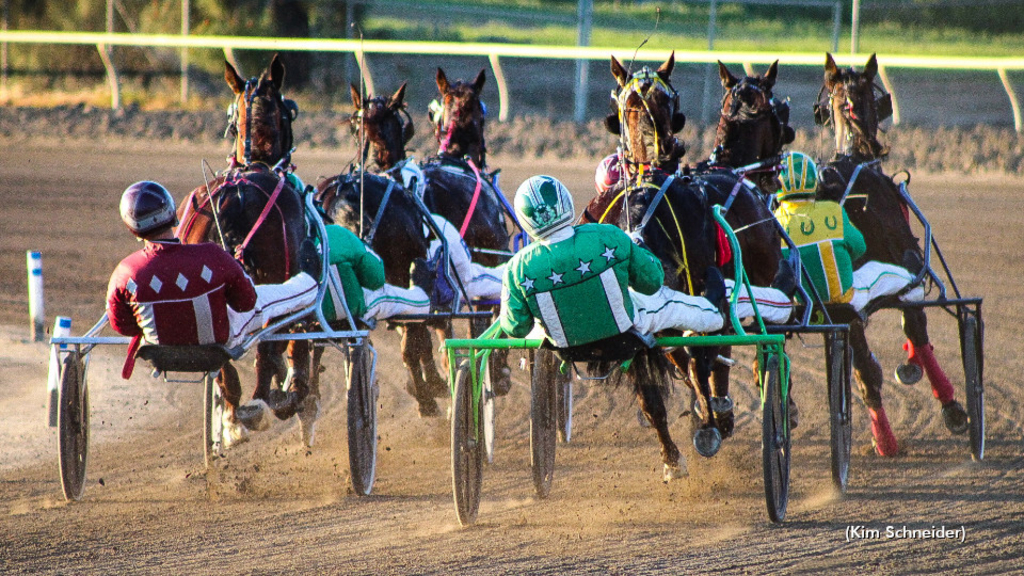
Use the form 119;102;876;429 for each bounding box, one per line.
850;320;898;456
901;308;967;434
634;353;686;481
399;324;442;417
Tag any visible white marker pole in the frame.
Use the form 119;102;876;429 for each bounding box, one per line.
27;251;44;342
47;316;72;428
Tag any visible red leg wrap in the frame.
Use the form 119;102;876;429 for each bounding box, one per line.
868;405;898;457
904;340;955;404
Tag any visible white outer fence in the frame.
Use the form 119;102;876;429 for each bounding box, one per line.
1;31;1022;131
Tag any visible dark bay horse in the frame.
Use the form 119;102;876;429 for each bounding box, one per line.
314;83;446;417
421;67;515;390
585;51;774;459
711;60;795;195
815;53;968;453
176;54;312;430
591;53;785;455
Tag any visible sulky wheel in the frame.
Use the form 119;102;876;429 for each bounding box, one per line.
761;354;791;523
451;361;484;525
530;349;559;498
469;317;497;464
203;371;226;469
825;330;853;493
960;315;984;461
58;352;89;502
347;340;378;496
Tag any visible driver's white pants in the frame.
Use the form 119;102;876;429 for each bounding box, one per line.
227;273;318;348
724;280;794;324
630;285;724;334
361;284;430;322
849;261;924;312
428;214;506;301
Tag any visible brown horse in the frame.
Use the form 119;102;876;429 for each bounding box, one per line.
816;53;968;453
711;60;795;194
176;54;313;433
314;83;450;417
586;52;777;463
421;67;515;391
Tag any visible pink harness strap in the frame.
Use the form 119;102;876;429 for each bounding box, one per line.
458;158;484;239
235;173;289;273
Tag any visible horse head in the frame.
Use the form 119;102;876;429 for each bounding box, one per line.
607;52;687;176
821;53;890;160
225;53;299;169
433;67;488;167
713;61;794;187
350;82;414;172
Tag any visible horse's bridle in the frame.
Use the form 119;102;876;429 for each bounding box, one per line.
350;96;415;165
614;66;681;173
814;76;891;128
225;77;299;166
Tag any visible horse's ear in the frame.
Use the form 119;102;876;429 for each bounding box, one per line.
824;53;840;85
604;113;620;136
436;68;450;95
718;61;739;89
225;60;245;95
610;56;630;88
472;69;486;94
764;60;779;89
656;51;675;82
268;53;285;92
389;82;408;109
863;53;878;82
350;83;362;110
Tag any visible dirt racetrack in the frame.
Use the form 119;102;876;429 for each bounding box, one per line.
1;139;1023;574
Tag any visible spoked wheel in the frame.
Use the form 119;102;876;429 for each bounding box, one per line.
58;352;89;502
556;370;573;444
347;340;378;496
825;330;853;493
761;354;791;523
530;349;559;498
960;315;985;461
451;361;484;525
203;372;226;469
470;317;497;464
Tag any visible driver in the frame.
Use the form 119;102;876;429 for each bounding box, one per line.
106;181;320;445
499;175;726;348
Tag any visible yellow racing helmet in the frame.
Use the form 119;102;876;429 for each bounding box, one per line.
778;152;819;200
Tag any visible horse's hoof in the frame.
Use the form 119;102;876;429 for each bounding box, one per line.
221;412;250;449
236;399;271;432
895;363;923;386
942;400;969;435
693;427;723;458
267;389;300;420
424;371;449;399
298;396;321;448
663;458;688;482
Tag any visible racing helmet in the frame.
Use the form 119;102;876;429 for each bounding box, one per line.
595;153;622;194
120;181;179;237
515;175;575;239
778;152;819;200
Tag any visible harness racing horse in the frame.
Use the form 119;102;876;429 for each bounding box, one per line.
589;53;786;454
421;67;515;392
815;53;968;453
711;60;795;195
176;54;314;431
314;82;447;417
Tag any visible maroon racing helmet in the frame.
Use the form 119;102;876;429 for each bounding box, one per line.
119;181;179;237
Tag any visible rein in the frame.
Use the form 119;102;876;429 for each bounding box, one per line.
459;158;484;238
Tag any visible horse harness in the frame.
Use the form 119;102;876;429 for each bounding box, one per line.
225;76;299;167
814;78;892;128
178;165;296;275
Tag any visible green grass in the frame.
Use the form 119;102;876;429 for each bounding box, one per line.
362;2;1024;58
